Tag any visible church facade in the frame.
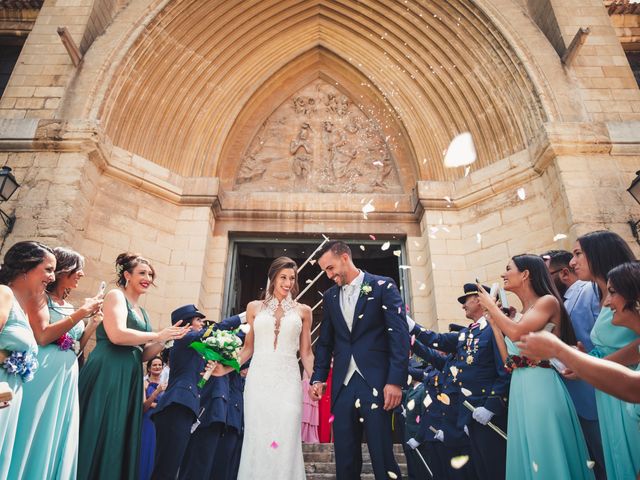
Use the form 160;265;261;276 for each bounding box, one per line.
0;0;639;332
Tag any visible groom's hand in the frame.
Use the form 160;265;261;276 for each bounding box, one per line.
383;384;402;410
309;382;325;401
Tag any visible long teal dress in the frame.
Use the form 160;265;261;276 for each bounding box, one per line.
505;337;594;480
0;298;38;479
9;295;84;479
590;306;640;479
78;299;151;480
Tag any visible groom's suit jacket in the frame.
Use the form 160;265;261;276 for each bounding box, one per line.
311;271;410;405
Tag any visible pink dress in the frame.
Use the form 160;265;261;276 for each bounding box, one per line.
301;371;319;443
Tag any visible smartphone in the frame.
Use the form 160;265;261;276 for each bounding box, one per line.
543;322;556;333
549;357;567;373
489;283;499;299
97;281;106;296
499;288;510;314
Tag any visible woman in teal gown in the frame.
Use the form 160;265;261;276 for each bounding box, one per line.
78;253;189;480
571;231;639;479
0;241;55;478
9;248;103;480
478;254;594;480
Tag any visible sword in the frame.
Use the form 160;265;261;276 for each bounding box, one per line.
462;400;507;440
413;447;434;478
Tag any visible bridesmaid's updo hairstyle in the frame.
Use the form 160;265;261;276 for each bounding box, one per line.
0;241;54;285
46;247;85;295
264;256;299;300
115;252;155;288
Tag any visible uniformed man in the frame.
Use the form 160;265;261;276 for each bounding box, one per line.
151;305;242;480
407;283;510;480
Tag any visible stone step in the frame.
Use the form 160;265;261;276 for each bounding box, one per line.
305;462;408;474
302;443;405;454
304;451;407;463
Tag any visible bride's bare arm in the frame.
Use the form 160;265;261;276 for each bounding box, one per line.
298;304;314;378
238;301;258;366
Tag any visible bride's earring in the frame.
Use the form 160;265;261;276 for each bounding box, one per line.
125;278;129;288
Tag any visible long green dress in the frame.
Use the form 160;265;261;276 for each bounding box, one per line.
505;337;594;480
0;298;38;479
590;306;640;480
77;299;150;480
9;295;84;479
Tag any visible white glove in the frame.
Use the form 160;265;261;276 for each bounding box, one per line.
406;438;420;450
239;312;247;323
472;406;494;425
434;430;444;442
464;425;469;436
407;315;416;332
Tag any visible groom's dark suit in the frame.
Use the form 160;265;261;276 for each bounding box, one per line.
311;271;410;479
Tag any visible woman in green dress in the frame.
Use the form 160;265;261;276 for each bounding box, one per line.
0;241;55;479
570;231;639;480
478;254;594;480
78;253;189;480
10;247;103;479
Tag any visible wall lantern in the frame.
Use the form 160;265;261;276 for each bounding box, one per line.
0;167;20;233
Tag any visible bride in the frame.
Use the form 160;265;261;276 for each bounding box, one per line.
215;256;314;479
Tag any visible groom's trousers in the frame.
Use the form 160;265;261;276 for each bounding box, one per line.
332;373;402;480
152;404;197;480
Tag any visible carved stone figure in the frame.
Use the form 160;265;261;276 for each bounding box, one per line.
290;123;313;179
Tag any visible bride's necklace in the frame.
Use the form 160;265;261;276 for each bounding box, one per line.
265;295;296;350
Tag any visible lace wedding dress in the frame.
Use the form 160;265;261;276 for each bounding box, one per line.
237;297;306;480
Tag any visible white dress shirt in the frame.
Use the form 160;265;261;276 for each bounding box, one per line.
341;270;365;385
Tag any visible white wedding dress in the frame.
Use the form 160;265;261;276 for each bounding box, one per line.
237;297;306;480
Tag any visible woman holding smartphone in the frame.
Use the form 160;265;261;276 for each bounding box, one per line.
9;247;103;480
477;254;593;480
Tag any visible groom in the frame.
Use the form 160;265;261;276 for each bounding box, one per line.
310;240;409;479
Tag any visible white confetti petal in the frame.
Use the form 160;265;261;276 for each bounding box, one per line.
359;417;364;423
355;398;361;408
419;282;426;290
476;233;482;244
387;471;398;479
553;233;567;241
586;460;595;469
360;245;366;251
393;250;402;257
373;388;378;397
381;241;391;251
399;265;411;270
423;394;433;409
362;200;375;219
443;132;477;168
461;387;473;397
407;399;416;411
517;188;526;201
407;374;413;385
532;461;538;472
377;280;386;286
450;455;470;469
371;403;378;409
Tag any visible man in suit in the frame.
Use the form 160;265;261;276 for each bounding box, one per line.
151;305;242;480
406;283;509;480
310;240;410;480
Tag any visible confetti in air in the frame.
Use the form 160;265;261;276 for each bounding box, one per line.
362;200;375;219
407;375;413;386
355;398;361;408
381;241;391;251
328;414;335;423
586;460;595;469
377;280;386;286
369;234;377;240
423;394;433;408
373;388;378;397
461;387;472;397
553;233;567;241
532;461;539;472
443;132;477;168
371;403;378;410
387;472;398;479
407;399;416;411
437;393;451;405
360;245;366;251
476;233;482;244
415;415;420;423
359;418;364;423
393;250;402;257
399;265;411;270
517;188;526;201
450;455;470;469
270;441;279;449
419;282;426;290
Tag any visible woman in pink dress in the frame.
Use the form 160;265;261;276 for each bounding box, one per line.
301;370;319;443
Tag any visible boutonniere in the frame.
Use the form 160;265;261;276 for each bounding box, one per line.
360;282;372;297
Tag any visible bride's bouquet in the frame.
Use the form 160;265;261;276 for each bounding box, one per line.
190;329;243;387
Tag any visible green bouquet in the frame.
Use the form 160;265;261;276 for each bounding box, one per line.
190;329;243;388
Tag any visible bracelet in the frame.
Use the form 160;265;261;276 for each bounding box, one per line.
67;316;75;326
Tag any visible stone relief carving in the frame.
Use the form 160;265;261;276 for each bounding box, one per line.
234;79;403;193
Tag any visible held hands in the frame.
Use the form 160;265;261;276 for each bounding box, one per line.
383;384;402;411
472;406;494;425
309;382;326;401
